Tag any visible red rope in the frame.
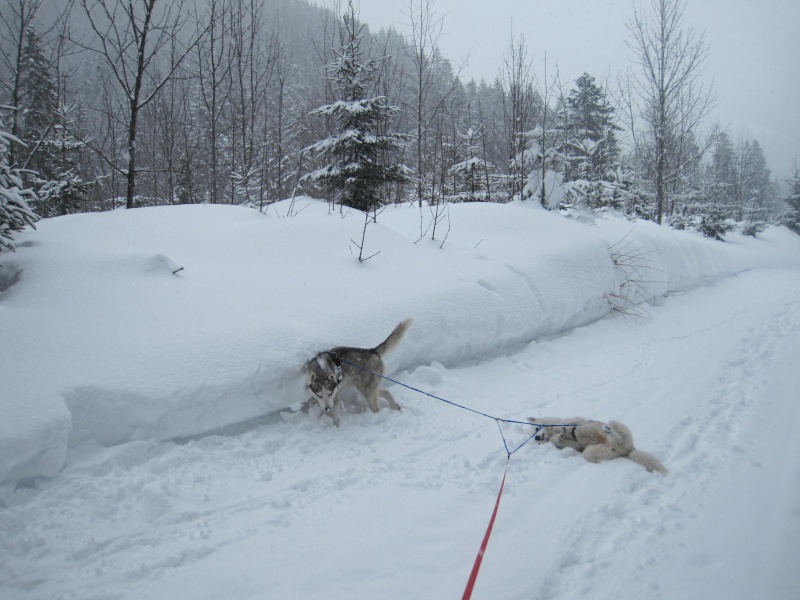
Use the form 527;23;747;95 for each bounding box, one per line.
461;457;509;600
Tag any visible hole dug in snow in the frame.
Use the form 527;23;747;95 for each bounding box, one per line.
142;254;183;276
0;264;23;294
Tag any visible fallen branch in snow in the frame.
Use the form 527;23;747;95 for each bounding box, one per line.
607;231;665;321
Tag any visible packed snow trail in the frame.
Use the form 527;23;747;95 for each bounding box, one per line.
1;268;799;600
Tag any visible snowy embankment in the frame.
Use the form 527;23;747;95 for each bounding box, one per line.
1;199;798;486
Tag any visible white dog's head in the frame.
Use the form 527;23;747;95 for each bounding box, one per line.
306;352;343;414
533;425;564;443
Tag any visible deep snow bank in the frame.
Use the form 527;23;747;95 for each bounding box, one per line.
1;200;798;484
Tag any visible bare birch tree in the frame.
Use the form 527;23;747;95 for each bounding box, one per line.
622;0;714;224
403;0;442;207
403;0;462;209
78;0;207;209
500;33;538;201
196;0;232;205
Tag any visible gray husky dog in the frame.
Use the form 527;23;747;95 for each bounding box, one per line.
528;416;668;475
305;318;412;426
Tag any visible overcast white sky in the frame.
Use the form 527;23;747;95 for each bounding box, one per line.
352;0;799;180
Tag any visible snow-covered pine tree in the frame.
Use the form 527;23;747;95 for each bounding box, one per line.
31;101;92;217
1;111;38;252
622;171;656;221
303;1;409;213
558;74;626;211
781;161;800;235
561;74;621;181
10;24;89;217
449;118;493;202
738;139;773;233
706;131;735;212
19;25;58;181
521;125;569;210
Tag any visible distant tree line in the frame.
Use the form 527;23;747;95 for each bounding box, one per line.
1;0;796;251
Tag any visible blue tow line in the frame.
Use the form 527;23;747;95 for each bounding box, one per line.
340;358;558;458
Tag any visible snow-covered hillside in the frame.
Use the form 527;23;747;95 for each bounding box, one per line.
1;200;799;599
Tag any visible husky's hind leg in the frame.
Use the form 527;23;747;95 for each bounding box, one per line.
379;388;401;411
582;444;620;463
358;379;382;413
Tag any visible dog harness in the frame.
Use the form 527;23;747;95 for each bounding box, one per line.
333;363;343;383
325;352;344;384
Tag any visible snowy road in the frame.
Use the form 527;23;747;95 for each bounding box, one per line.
2;267;799;600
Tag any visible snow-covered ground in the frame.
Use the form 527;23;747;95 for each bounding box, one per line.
1;199;799;599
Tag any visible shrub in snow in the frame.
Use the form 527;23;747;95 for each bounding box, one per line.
741;222;767;238
697;204;734;241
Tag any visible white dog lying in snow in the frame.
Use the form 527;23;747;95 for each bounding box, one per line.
527;416;668;475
